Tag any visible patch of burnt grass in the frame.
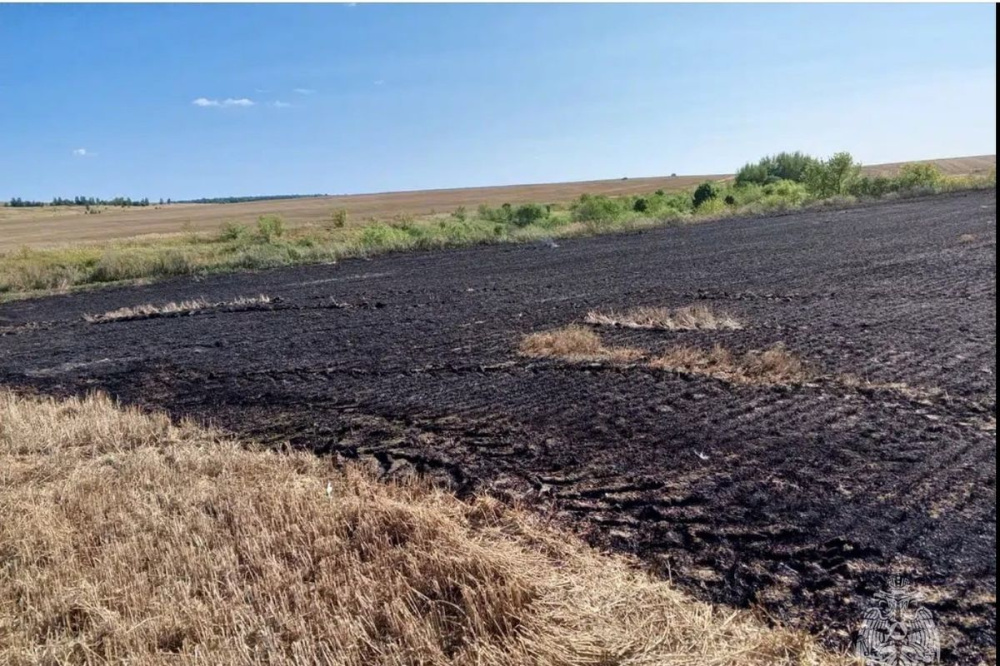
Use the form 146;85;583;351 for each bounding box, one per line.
585;305;743;331
650;343;813;386
519;325;644;363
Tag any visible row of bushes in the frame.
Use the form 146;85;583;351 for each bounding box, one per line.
2;151;993;297
735;150;992;199
551;152;993;226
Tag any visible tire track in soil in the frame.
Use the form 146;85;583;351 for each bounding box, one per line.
1;190;995;663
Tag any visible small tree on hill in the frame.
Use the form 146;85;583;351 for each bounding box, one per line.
693;182;719;208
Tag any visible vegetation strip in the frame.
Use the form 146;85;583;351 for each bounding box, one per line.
83;294;273;323
1;152;993;301
584;305;743;331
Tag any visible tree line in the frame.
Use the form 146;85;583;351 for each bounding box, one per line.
6;196;156;208
4;193;326;207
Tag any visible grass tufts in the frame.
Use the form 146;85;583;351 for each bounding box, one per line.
585;305;742;331
519;325;644;364
83;294;272;323
650;343;813;385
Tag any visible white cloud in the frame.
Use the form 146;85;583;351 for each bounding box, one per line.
271;100;292;108
373;79;385;86
193;97;256;108
72;148;88;157
293;88;316;95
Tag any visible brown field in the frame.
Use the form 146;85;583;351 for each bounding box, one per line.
2;154;992;251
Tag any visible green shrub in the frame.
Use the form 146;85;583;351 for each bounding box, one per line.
805;152;861;198
895;163;942;192
764;179;809;202
693;182;720;208
512;203;547;227
330;209;348;228
849;175;896;199
662;192;694;214
359;224;410;250
219;222;249;242
735;151;819;186
571;195;625;224
255;215;285;242
478;203;515;225
451;206;467;222
632;197;649;213
723;195;736;206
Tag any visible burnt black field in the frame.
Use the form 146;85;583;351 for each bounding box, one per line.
2;190;996;663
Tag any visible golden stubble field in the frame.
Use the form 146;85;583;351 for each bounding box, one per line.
1;155;993;250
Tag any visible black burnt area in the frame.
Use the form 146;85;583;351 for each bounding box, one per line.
2;190;996;664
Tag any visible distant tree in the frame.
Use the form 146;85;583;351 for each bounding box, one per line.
512;203;547;227
805;152;861;197
735;151;820;187
693;181;720;208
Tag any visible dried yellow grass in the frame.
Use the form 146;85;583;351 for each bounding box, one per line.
650;343;813;386
837;374;946;402
0;389;853;665
83;294;272;323
585;305;742;331
519;325;644;363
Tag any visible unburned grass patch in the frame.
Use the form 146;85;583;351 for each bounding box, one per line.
0;389;852;666
836;374;946;402
83;294;272;323
519;325;644;363
649;343;814;386
585;305;743;331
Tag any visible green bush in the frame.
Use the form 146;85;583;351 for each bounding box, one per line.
571;194;625;224
632;197;649;213
330;209;348;228
848;175;895;199
895;163;942;192
693;182;720;208
359;224;411;250
805;152;861;198
451;206;467;222
693;198;729;217
735;151;820;186
219;222;249;242
512;203;547;227
255;215;285;242
478;203;516;225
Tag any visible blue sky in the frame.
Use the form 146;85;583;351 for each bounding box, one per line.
0;3;995;201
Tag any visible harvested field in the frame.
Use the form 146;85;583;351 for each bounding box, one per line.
1;155;993;250
0;189;996;663
1;390;846;665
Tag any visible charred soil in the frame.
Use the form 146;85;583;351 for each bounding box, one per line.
2;190;996;663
